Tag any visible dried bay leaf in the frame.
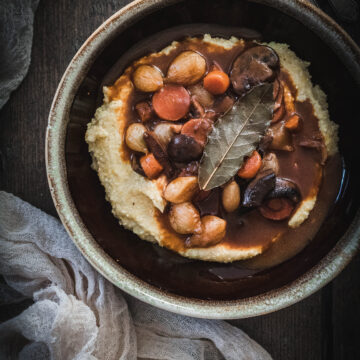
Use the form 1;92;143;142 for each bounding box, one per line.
198;83;274;190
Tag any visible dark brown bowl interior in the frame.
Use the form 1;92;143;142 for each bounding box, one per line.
65;0;359;300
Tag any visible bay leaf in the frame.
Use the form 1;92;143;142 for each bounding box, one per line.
198;83;274;190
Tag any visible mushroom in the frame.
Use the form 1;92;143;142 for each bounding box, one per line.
188;83;214;107
260;152;279;175
190;96;205;118
230;45;279;95
259;178;301;221
267;177;301;203
242;170;276;207
167;134;203;163
268;122;294;152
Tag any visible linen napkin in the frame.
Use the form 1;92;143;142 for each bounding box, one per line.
0;191;272;359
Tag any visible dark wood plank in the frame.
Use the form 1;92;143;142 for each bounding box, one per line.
230;292;324;360
308;3;360;360
0;0;128;216
0;1;359;359
332;252;360;360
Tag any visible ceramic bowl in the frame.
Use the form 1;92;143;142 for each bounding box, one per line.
46;0;360;319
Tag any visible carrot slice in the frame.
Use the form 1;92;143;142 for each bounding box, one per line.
203;70;230;95
181;118;212;146
152;85;190;121
285;114;302;132
237;150;262;179
259;198;294;220
140;153;163;179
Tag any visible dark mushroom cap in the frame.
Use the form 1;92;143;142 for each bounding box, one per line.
230;45;279;95
267;177;301;203
167;134;203;163
242;170;276;207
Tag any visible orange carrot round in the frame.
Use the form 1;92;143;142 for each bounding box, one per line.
181;118;212;146
285;114;302;132
140;153;163;179
152;85;190;121
203;70;230;95
237;150;262;179
259;198;294;220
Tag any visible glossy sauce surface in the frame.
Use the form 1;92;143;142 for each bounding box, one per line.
112;37;339;260
65;24;352;300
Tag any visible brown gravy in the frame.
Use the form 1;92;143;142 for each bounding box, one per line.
110;36;340;261
65;27;348;300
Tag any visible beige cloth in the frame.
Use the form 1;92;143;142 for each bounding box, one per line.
0;191;272;359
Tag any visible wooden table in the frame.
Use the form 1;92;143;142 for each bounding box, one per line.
1;1;359;359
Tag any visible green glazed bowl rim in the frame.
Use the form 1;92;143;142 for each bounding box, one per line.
46;0;360;319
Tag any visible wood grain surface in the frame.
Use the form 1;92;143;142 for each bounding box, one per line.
0;1;359;359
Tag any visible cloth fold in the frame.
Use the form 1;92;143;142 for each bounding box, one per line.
0;191;272;360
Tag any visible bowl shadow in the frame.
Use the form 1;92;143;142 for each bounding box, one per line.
64;0;360;300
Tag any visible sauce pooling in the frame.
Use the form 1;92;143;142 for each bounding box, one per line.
67;27;348;300
108;36;340;262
